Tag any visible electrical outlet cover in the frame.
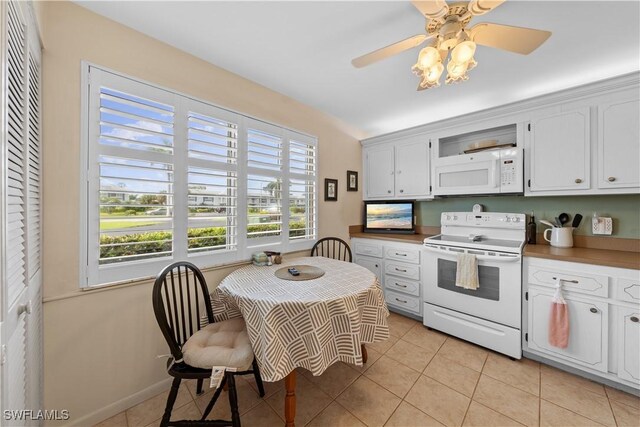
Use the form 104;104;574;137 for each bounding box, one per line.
592;217;613;235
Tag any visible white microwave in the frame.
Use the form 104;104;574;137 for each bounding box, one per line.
432;148;523;196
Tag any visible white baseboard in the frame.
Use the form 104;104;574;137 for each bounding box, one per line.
64;378;173;427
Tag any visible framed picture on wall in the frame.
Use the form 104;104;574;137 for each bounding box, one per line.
324;178;338;201
347;170;358;191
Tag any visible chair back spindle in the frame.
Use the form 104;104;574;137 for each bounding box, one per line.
310;237;352;262
152;261;214;360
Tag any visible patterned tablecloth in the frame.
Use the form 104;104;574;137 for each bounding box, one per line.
208;256;390;382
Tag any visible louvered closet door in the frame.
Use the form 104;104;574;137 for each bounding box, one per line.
1;0;42;422
25;34;43;418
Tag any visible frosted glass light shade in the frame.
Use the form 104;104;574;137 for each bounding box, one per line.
417;46;440;70
451;41;476;64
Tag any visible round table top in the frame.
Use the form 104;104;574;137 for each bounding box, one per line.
218;256;377;304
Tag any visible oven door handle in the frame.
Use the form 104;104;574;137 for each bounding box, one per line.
423;245;521;262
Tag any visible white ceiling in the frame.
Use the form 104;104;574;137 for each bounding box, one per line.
76;1;640;138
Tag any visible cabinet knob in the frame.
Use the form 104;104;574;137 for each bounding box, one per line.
387;190;392;194
631;316;639;323
375;264;378;268
608;176;616;182
18;301;32;315
575;178;583;184
397;170;402;174
590;307;598;314
399;189;404;193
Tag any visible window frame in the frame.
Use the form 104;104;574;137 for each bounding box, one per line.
79;63;318;288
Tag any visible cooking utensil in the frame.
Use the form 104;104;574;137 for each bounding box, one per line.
540;220;557;228
572;214;583;228
559;213;570;227
555;216;562;228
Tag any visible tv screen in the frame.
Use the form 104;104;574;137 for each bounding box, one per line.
364;201;415;234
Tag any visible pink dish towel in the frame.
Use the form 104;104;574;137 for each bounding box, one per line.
549;280;569;348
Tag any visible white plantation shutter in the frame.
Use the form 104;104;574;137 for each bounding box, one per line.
87;69;178;285
246;122;285;244
288;136;317;241
187;103;239;255
83;67;318;285
5;0;27;307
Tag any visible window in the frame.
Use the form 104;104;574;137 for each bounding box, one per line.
83;66;317;286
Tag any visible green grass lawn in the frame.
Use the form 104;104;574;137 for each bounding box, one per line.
100;220;161;231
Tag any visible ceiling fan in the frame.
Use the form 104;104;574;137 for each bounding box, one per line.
352;0;551;91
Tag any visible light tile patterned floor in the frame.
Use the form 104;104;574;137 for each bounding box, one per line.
95;312;640;427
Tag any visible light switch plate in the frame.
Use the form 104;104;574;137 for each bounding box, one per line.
592;217;613;235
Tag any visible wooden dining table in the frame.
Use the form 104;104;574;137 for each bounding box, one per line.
208;256;390;427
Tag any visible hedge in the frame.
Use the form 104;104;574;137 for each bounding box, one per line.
100;222;306;260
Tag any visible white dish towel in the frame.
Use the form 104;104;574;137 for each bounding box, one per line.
455;253;479;290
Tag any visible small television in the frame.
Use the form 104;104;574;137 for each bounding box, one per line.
364;201;415;234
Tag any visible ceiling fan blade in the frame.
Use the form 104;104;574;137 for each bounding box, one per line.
467;0;506;16
352;34;431;68
412;1;449;21
470;23;551;54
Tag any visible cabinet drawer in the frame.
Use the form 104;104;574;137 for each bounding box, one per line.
385;261;420;280
528;265;608;298
355;256;382;284
386;290;421;315
616;278;640;304
385;246;420;264
354;241;383;258
384;275;420;297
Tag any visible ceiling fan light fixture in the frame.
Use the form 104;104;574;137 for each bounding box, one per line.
445;59;469;84
417;46;441;70
451;40;476;64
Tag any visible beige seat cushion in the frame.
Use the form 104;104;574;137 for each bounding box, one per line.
182;317;254;371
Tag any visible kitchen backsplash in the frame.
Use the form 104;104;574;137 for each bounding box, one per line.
415;194;640;239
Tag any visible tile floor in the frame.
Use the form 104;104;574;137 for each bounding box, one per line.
95;312;640;427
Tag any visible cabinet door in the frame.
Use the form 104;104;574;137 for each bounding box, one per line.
529;108;590;192
617;306;640;383
365;145;395;198
355;256;383;286
598;99;640;189
395;139;430;197
528;288;608;372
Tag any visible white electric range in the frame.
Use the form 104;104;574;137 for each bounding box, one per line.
422;212;526;359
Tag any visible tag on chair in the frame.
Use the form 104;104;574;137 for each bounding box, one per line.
210;366;238;389
210;367;226;389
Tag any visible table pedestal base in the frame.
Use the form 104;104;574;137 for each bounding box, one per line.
284;371;296;427
361;344;368;364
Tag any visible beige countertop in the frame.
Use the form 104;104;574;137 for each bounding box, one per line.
524;244;640;270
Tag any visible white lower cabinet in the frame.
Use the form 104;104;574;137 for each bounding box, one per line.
352;237;422;318
524;257;640;391
617;306;640;383
528;287;608;372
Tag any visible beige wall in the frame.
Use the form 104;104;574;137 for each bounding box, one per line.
40;1;363;424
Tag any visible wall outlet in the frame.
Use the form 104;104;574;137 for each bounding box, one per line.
592;217;613;235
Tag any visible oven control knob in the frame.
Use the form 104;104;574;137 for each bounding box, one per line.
445;215;451;221
505;216;511;222
452;215;458;220
512;216;520;223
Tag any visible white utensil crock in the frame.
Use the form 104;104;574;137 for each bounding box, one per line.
544;227;574;248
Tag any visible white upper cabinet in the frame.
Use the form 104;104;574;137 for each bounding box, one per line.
529;108;590;192
395;139;430;197
365;145;395;198
598;99;640;189
364;136;430;199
